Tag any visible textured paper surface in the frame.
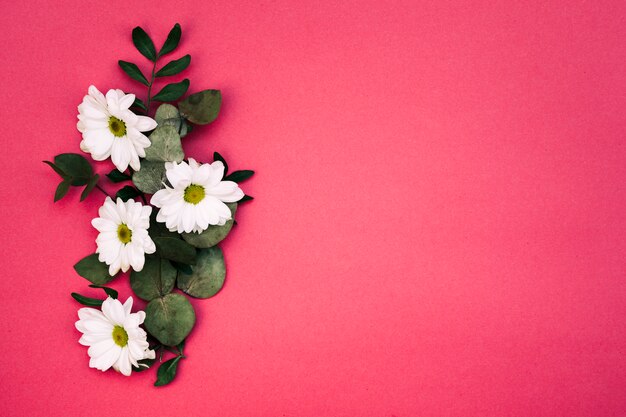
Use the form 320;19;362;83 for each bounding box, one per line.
1;0;625;416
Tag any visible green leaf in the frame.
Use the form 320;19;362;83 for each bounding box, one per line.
213;152;228;175
88;284;118;299
132;97;147;112
80;174;100;202
43;160;68;179
132;160;167;194
106;169;132;183
118;60;149;86
159;23;182;57
71;293;104;307
145;293;196;346
54;153;93;186
133;358;156;372
154;356;182;386
238;195;254;203
178;89;221;125
182;203;237;248
156;55;191;77
170;261;192;275
130;255;177;301
54;180;71;202
116;185;142;202
154;103;182;130
223;170;254;183
154;237;197;265
178;119;190;138
74;254;114;285
152;79;190;102
177;246;226;299
132;26;157;62
144;125;184;163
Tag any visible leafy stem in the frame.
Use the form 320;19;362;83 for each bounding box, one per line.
95;184;111;198
145;59;158;115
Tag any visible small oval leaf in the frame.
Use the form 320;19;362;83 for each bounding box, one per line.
80;174;100;201
152;79;190;102
159;23;182;57
54;180;71;202
74;254;114;285
71;293;104;307
144;293;196;346
223;170;254;183
132;26;157;62
54;153;93;186
154;356;182;386
176;246;226;299
156;55;191;77
118;61;149;86
178;89;221;125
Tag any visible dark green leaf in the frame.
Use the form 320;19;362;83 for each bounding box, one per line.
238;195;254;203
54;153;93;185
149;211;178;239
43;160;68;179
170;261;193;275
88;284;118;299
213;152;228;175
71;293;103;307
223;170;254;183
154;237;197;265
116;185;142;202
178;89;221;124
132;160;167;194
132;358;156;372
177;247;226;299
80;174;100;202
54;180;71;202
152;79;190;102
132;26;157;62
74;254;114;285
159;23;182;57
106;169;132;183
182;203;236;248
156;55;191;77
177;339;185;353
154;356;182;386
118;60;149;86
132;97;147;111
145;293;196;346
130;255;177;301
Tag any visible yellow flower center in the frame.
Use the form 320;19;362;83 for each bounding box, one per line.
117;224;132;244
184;184;206;204
108;116;127;137
112;325;129;347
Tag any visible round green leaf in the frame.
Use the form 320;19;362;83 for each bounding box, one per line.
178;89;221;125
145;125;184;162
130;255;176;301
177;247;226;299
144;293;196;346
181;203;237;248
154;104;181;128
132;160;166;194
74;254;114;285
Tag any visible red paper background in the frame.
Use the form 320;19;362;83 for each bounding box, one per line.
1;1;625;415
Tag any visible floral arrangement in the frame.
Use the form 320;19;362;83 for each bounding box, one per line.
45;24;254;386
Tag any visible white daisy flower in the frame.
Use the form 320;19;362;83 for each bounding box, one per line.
92;197;156;276
77;85;157;172
75;296;155;376
151;158;244;233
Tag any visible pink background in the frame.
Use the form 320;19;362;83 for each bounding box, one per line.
1;0;625;415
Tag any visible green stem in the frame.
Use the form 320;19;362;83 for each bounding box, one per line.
95;184;111;198
145;59;158;116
